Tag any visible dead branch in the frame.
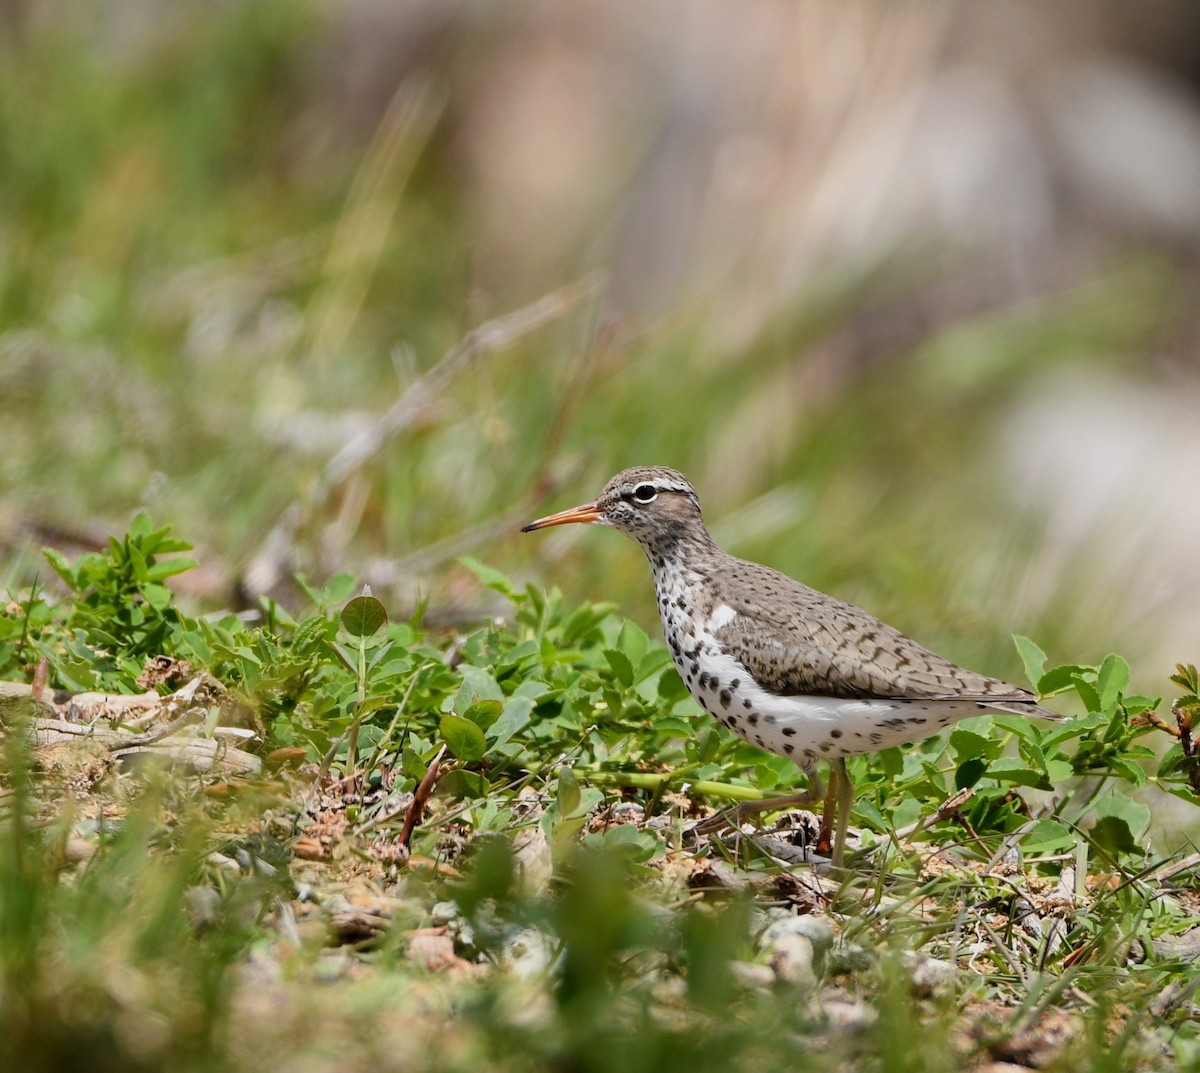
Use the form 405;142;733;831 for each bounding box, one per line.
399;745;446;849
243;275;605;596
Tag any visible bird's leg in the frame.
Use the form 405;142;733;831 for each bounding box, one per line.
815;759;856;866
816;763;840;857
833;758;854;868
689;763;825;835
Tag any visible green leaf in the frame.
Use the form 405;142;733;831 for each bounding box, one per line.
339;595;388;643
1092;794;1150;836
1022;819;1075;855
438;770;489;799
461;699;503;730
955;758;987;790
1090;816;1139;856
949;728;993;762
401;747;428;781
891;797;921;830
1096;654;1130;711
657;667;689;702
145;556;198;582
488;696;535;747
556;766;581;817
990;715;1038;741
458;556;517;599
616;620;649;663
42;547;76;589
1071;674;1102;715
454;665;505;713
986;759;1052;790
584;824;658;862
439;714;487;762
141;582;173;611
1036;664;1088;697
603;649;634;688
1013;635;1047;687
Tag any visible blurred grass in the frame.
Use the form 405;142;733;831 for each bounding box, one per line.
0;3;1189;682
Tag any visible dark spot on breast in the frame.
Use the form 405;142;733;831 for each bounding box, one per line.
754;735;764;747
747;713;759;726
698;673;709;689
765;714;777;724
782;727;796;737
710;676;721;690
743;698;752;710
869;733;882;744
910;717;926;725
730;679;740;690
719;690;731;708
976;703;988;710
784;743;794;755
830;729;843;739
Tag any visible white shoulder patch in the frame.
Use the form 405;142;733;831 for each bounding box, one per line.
707;603;737;630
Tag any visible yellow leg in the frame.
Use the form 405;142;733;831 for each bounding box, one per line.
817;758;855;866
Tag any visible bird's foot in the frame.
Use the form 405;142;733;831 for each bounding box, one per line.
687;792;822;841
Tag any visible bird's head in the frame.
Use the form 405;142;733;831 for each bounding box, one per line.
522;466;707;550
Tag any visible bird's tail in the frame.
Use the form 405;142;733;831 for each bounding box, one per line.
989;700;1063;722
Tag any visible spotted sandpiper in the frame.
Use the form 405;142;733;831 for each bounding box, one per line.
522;466;1058;865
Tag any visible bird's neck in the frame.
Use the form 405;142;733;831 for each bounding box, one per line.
637;525;721;602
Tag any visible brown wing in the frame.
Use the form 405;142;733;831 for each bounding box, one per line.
711;558;1039;705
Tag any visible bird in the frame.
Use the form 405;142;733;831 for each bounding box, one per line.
522;465;1058;866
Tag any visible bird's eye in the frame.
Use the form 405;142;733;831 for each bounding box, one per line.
632;484;658;504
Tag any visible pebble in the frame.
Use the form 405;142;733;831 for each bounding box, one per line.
826;942;872;975
503;928;554;978
820;993;877;1032
730;960;776;991
906;952;958;996
768;933;816;987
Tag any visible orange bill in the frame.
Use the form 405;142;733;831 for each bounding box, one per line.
521;501;602;532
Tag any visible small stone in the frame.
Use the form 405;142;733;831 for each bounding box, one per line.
407;929;459;971
185;885;221;927
906;952;957;996
608;801;646;825
503;928;554;979
826;942;872;975
62;836;96;864
768;934;816;987
429;900;460;926
512;824;553;893
760;914;837;987
730;960;775;991
820;992;878;1032
786;914;836;955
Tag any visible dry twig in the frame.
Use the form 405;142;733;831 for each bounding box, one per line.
243;275;605;596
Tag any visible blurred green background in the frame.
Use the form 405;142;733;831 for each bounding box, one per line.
2;0;1199;694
